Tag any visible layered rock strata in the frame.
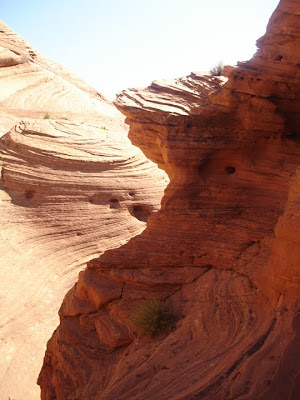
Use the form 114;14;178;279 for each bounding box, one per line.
39;0;300;399
0;21;168;400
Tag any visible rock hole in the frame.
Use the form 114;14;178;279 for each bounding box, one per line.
240;76;244;80
286;132;300;142
225;166;236;174
109;198;120;209
131;205;151;222
25;190;36;199
129;191;135;197
276;55;283;61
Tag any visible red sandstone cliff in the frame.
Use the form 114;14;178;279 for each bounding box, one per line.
38;0;299;399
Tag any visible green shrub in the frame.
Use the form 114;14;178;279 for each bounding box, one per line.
43;112;51;119
132;298;174;337
210;61;224;76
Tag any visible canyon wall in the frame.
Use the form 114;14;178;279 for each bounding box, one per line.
0;21;168;400
38;0;300;398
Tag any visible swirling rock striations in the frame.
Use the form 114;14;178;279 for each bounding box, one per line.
0;20;168;400
39;1;300;399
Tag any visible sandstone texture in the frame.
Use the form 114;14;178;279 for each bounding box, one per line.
0;21;168;400
39;0;299;399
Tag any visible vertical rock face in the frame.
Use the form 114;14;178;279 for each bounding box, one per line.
0;21;168;400
39;1;299;399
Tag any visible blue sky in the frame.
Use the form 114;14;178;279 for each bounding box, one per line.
2;0;279;98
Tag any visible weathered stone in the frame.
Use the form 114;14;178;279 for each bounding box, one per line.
37;0;300;398
0;20;167;400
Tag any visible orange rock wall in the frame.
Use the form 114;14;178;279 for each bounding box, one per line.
38;1;300;399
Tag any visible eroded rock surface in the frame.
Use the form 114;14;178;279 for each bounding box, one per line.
0;21;168;400
39;0;299;399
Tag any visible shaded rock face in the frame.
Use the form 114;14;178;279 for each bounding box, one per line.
0;21;168;400
38;1;300;399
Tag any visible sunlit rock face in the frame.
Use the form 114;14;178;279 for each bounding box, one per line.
0;20;168;400
38;0;300;399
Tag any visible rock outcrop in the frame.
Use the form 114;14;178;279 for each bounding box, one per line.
38;0;300;399
0;21;168;400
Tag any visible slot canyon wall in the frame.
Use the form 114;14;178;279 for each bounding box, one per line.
38;0;300;399
0;21;168;400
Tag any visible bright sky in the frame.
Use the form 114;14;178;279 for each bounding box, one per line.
2;0;279;98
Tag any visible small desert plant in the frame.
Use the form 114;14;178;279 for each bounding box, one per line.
210;61;224;76
101;125;108;130
132;298;174;337
43;112;51;119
